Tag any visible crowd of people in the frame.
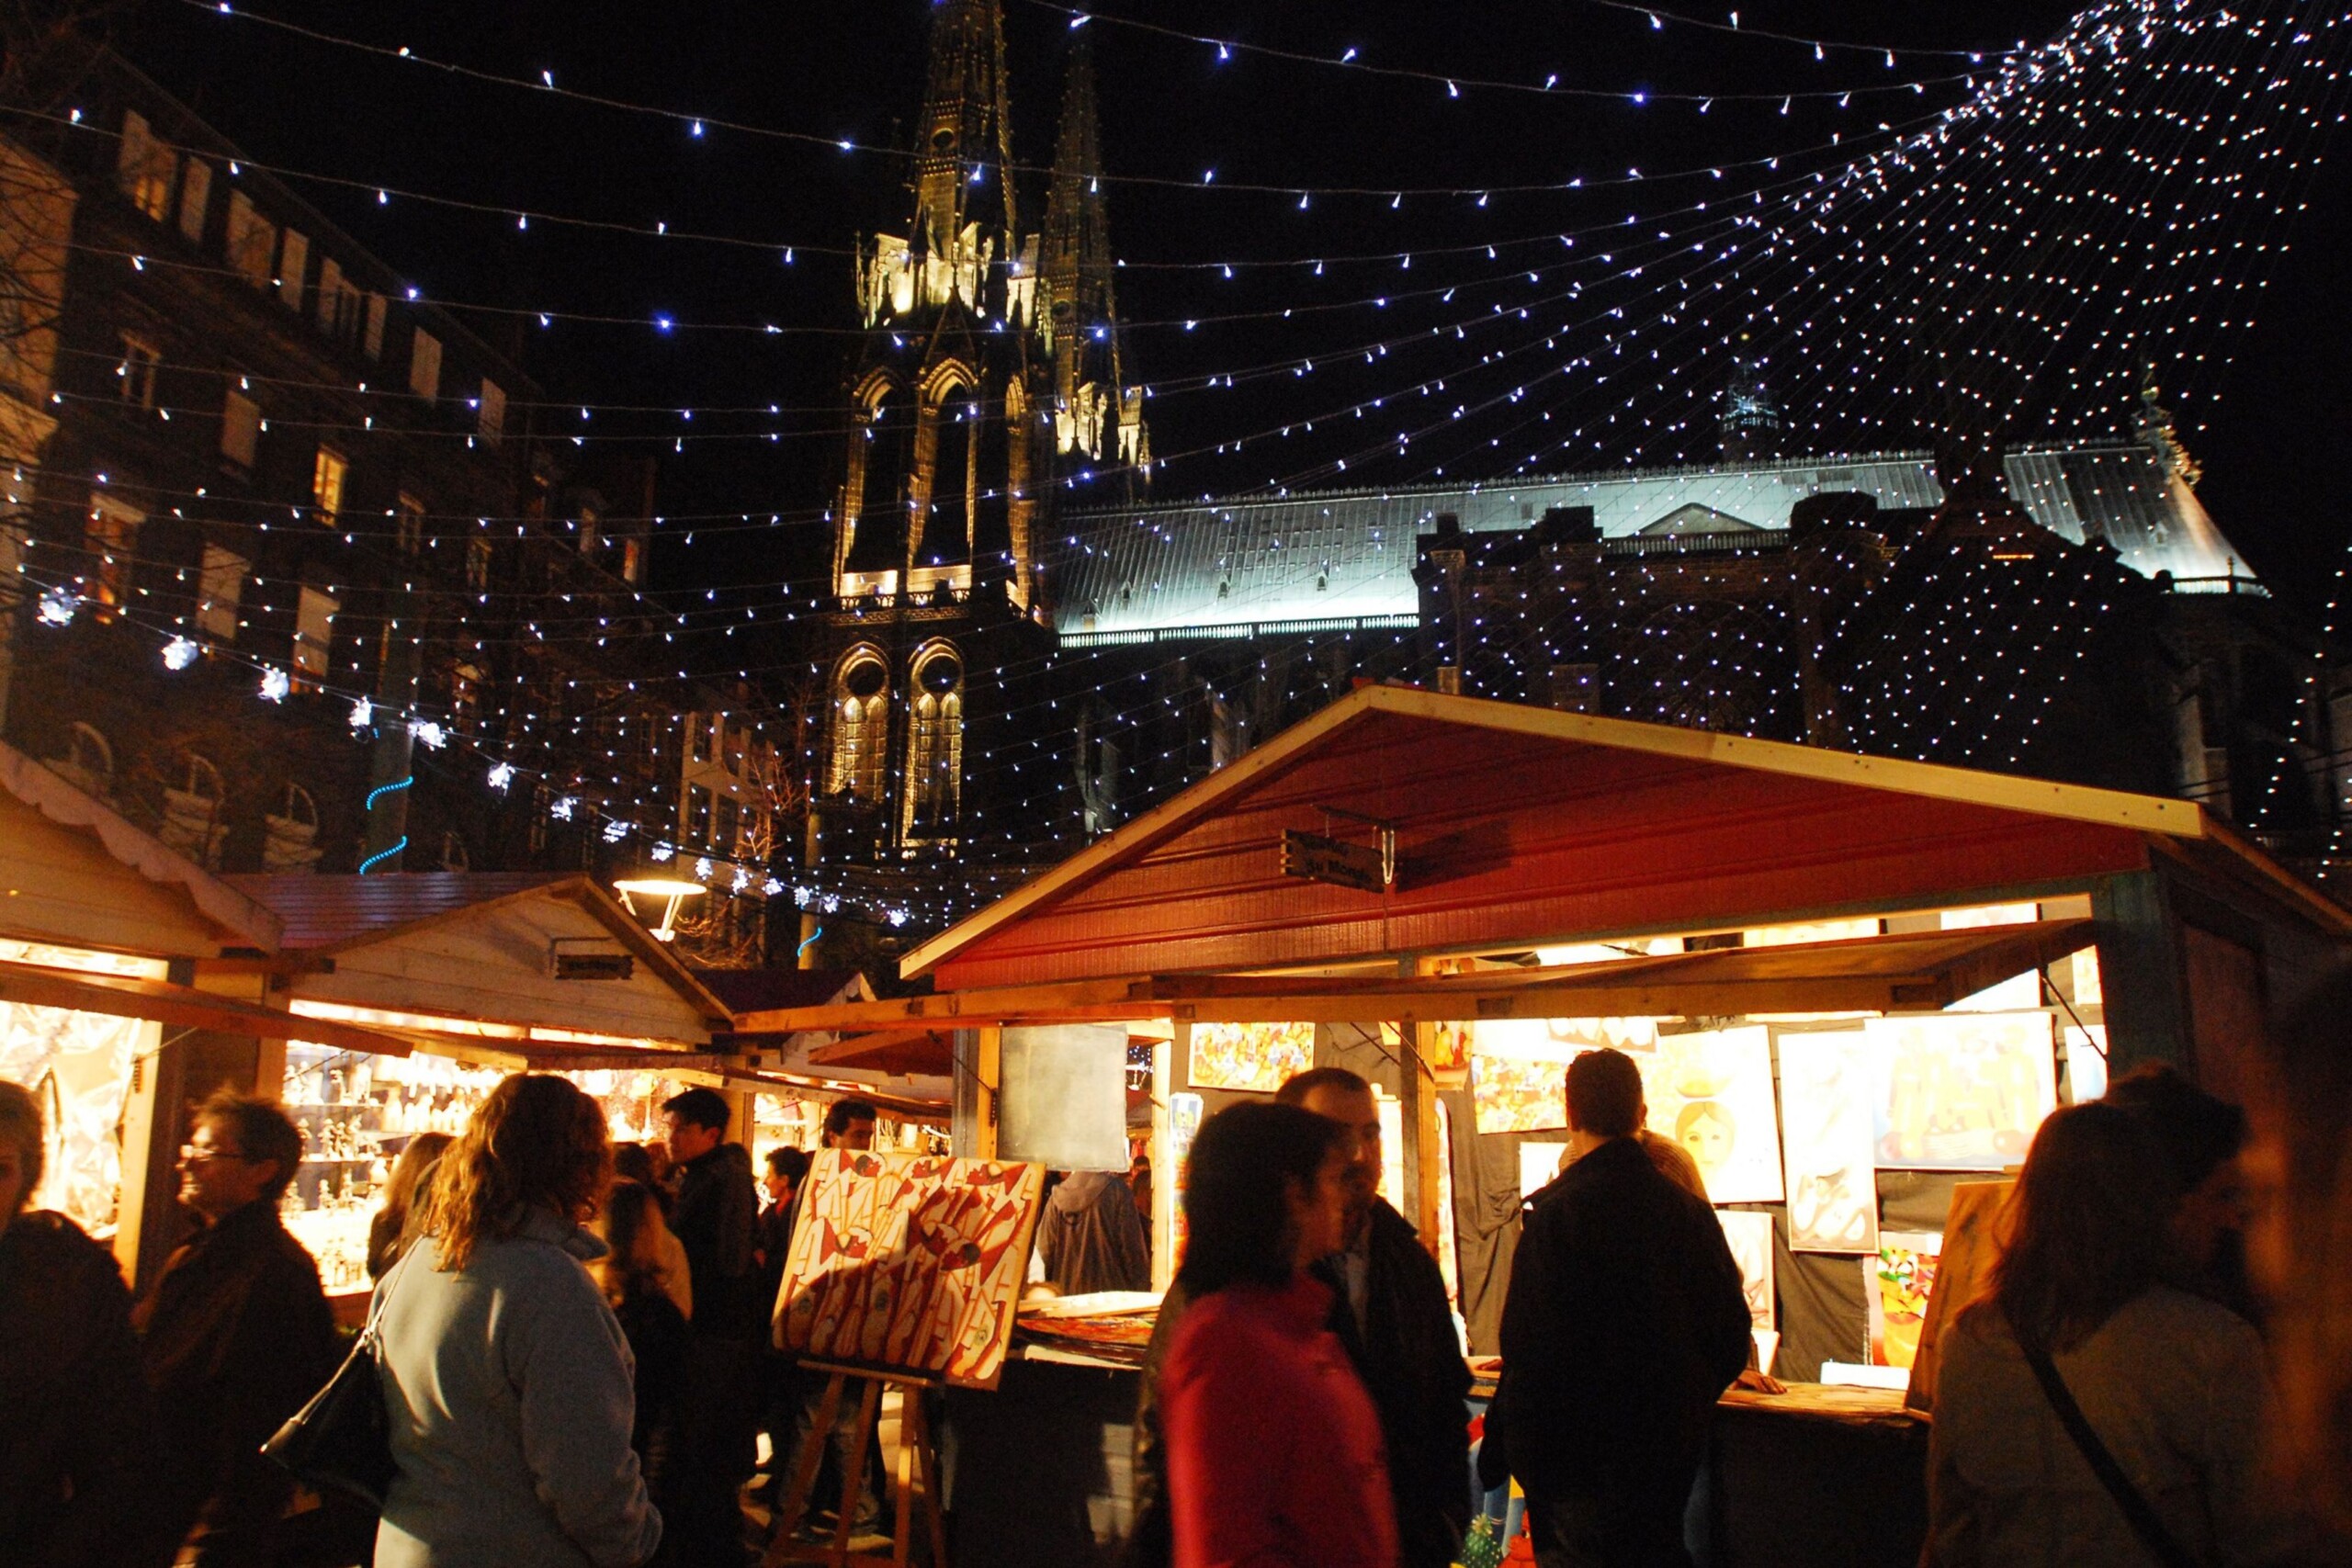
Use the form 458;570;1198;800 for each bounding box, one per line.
3;974;2349;1568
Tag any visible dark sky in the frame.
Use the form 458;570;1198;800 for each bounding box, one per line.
126;0;2352;622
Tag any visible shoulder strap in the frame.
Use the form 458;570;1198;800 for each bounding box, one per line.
2018;1337;2201;1568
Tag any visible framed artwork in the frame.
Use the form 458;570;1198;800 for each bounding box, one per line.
1519;1141;1566;1199
1868;1230;1943;1371
1468;1017;1658;1134
1637;1026;1783;1204
1186;1021;1313;1095
1865;1012;2057;1169
774;1151;1046;1391
1777;1030;1881;1254
1717;1210;1777;1332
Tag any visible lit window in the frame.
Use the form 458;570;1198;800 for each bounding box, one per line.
465;536;492;588
116;110;175;220
828;653;889;800
395;492;425;555
311;446;346;525
902;648;963;840
85;496;141;612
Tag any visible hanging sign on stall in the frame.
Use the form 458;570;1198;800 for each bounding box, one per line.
1279;829;1390;894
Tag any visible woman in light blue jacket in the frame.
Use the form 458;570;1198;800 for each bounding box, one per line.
375;1074;661;1568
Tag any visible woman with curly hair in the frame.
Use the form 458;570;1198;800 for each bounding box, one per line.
373;1074;661;1568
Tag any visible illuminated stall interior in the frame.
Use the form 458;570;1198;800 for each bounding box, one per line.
740;685;2349;1379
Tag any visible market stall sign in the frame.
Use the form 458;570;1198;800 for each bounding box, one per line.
548;939;633;981
1281;829;1389;894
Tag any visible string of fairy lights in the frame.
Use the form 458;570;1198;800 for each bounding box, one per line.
14;0;2346;928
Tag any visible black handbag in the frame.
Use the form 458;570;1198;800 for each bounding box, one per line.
262;1252;407;1511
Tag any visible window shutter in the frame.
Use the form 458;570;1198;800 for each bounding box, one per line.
178;158;211;243
197;545;246;640
364;294;387;359
477;378;504;443
225;192;274;287
220;389;260;466
293;586;338;679
317;258;343;333
408;329;442;400
277;229;308;311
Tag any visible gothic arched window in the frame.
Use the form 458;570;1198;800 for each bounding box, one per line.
923;393;976;567
902;646;964;840
848;385;913;576
827;650;889;801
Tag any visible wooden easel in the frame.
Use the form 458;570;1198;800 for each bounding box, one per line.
763;1359;948;1568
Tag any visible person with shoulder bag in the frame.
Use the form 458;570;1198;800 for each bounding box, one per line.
370;1074;661;1568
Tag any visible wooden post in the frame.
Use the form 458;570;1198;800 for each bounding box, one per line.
1396;957;1445;1254
2091;870;2192;1074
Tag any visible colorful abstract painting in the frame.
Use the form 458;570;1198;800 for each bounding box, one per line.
1467;1017;1657;1134
774;1151;1046;1391
1168;1091;1204;1258
1637;1027;1783;1204
1865;1012;2057;1169
1185;1021;1314;1095
1868;1231;1944;1370
1777;1030;1881;1254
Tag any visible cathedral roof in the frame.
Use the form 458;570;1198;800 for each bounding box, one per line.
1047;441;2249;644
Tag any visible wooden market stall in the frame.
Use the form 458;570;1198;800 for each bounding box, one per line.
740;684;2352;1567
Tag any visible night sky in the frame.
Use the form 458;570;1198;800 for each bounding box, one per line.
125;0;2352;626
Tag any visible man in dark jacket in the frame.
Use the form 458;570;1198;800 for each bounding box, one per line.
662;1086;763;1567
0;1078;172;1568
1279;1067;1474;1568
1499;1049;1751;1568
135;1091;338;1568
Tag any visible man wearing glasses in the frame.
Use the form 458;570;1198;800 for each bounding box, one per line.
135;1090;337;1566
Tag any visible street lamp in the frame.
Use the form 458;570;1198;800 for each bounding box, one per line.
613;878;707;943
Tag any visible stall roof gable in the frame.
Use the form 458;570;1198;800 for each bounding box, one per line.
0;741;281;954
227;872;730;1025
905;686;2217;987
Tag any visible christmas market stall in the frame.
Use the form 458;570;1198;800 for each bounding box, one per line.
0;739;419;1292
738;683;2352;1568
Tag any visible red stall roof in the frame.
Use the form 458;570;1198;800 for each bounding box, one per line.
904;686;2335;991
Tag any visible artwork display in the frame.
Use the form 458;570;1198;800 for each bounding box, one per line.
0;1000;152;1235
1868;1232;1943;1370
1777;1031;1881;1254
1186;1021;1313;1095
1168;1091;1204;1258
1865;1012;2057;1169
1905;1180;2012;1414
1717;1210;1777;1332
1519;1142;1566;1199
1636;1027;1783;1204
774;1151;1046;1391
1467;1016;1657;1135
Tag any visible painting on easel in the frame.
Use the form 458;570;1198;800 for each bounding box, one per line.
774;1151;1047;1392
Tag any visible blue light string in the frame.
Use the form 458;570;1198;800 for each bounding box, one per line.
358;774;413;874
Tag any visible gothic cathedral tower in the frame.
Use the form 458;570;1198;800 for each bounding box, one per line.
815;6;1143;871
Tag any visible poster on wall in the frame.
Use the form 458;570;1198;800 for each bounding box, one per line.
1467;1017;1658;1135
1717;1210;1777;1332
775;1151;1046;1391
1777;1030;1881;1254
1186;1021;1314;1095
1865;1012;2056;1169
1637;1026;1783;1204
1868;1231;1944;1370
1168;1091;1204;1257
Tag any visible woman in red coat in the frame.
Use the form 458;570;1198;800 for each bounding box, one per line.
1162;1100;1400;1568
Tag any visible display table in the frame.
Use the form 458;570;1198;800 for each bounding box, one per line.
941;1348;1139;1568
1703;1384;1929;1567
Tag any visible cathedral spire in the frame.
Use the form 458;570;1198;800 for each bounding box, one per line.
910;0;1016;265
1039;29;1148;483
